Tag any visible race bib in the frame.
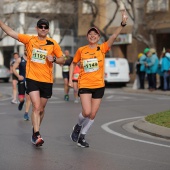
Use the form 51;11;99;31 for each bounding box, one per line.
63;65;69;72
73;73;79;79
16;69;19;74
83;58;99;73
31;48;47;64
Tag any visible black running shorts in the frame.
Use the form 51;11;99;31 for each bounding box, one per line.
78;87;105;99
26;78;53;99
18;81;26;95
12;73;18;80
62;72;69;79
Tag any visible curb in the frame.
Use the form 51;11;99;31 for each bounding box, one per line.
123;87;170;96
133;117;170;140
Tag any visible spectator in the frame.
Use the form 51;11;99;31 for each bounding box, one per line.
149;48;159;90
139;48;150;89
161;49;170;91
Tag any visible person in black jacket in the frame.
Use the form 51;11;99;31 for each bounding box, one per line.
62;50;73;101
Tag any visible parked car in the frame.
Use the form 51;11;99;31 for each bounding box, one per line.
0;65;10;82
104;58;130;86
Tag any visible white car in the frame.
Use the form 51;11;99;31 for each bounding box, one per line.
0;65;10;82
104;58;130;86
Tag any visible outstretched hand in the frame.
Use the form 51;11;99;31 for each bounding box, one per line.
121;10;128;24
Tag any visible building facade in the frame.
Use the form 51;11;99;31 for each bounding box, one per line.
0;0;78;78
1;0;170;81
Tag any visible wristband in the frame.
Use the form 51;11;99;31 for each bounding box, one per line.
53;57;56;63
121;22;126;27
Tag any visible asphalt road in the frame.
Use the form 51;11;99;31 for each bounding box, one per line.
0;82;170;170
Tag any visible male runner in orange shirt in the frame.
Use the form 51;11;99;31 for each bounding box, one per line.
0;18;65;147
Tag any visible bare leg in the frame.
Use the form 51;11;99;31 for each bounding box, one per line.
12;79;18;101
25;94;31;113
29;91;48;133
64;78;69;95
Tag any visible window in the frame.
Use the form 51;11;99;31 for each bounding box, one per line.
82;0;95;14
146;0;169;13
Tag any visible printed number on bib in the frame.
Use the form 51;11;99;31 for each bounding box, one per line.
83;58;99;73
31;48;47;64
63;65;69;72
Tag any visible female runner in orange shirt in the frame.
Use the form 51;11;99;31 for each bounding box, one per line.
69;10;128;147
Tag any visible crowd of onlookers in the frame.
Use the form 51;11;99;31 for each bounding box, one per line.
135;47;170;91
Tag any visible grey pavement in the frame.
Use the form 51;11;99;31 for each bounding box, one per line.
1;80;170;140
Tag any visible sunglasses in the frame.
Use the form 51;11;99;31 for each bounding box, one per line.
38;25;49;29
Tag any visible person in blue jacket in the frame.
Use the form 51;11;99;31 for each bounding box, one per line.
139;48;150;89
145;48;159;90
145;53;152;90
157;50;165;90
161;49;170;91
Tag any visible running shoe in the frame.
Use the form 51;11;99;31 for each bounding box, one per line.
18;100;25;111
11;99;18;104
70;124;82;142
31;134;44;147
77;134;89;148
24;113;29;121
74;99;79;103
64;95;69;101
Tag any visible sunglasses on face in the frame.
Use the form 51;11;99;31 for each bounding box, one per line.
38;25;49;29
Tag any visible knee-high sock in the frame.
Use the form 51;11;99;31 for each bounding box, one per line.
78;112;87;126
81;119;94;135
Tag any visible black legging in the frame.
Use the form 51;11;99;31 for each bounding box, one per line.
139;71;145;89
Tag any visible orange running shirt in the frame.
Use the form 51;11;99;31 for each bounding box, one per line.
73;42;110;89
18;34;63;83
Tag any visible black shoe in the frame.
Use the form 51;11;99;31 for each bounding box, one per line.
31;134;44;147
70;124;82;142
18;100;25;111
77;134;89;148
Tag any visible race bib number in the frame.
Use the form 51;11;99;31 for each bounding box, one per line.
73;73;79;79
83;58;99;73
63;65;69;72
16;69;19;74
31;48;47;64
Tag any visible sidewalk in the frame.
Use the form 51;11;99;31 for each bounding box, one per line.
123;83;170;96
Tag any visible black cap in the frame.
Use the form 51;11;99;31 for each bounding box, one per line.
87;27;100;36
37;18;49;28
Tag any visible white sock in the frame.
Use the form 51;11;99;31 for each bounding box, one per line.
78;112;87;126
81;119;94;135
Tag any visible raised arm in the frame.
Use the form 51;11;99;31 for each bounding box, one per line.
107;10;128;48
0;20;19;40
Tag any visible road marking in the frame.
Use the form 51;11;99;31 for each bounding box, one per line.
48;101;65;104
50;96;60;100
53;87;64;91
0;112;6;115
0;97;12;101
101;117;170;148
106;95;114;99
